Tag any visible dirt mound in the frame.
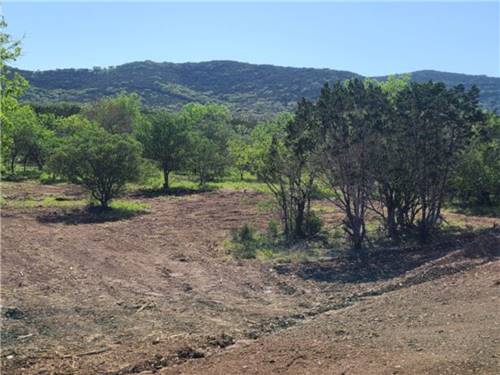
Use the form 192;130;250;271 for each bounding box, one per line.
462;229;500;259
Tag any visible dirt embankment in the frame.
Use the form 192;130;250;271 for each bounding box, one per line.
166;241;500;375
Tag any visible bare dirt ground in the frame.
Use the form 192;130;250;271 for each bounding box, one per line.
1;181;499;374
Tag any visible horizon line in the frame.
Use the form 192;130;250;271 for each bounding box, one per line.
12;59;500;79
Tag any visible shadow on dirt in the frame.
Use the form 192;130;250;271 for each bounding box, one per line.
275;227;499;284
131;186;215;199
36;206;148;225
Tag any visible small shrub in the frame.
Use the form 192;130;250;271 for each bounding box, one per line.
233;223;256;243
256;247;275;260
304;211;323;237
266;219;280;242
228;220;328;261
230;224;258;259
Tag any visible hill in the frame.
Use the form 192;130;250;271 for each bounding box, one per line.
13;61;500;116
381;70;500;113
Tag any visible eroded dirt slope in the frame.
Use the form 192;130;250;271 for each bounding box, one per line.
167;255;500;375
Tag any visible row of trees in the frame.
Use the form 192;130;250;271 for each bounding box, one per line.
2;93;238;204
257;77;490;247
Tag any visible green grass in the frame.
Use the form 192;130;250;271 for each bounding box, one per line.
108;200;150;213
129;171;271;194
226;237;332;263
1;167;43;182
255;245;330;262
447;204;500;218
1;196;149;213
226;222;333;262
132;170;339;197
174;172;270;193
4;164;326;198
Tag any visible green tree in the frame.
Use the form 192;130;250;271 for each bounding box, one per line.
228;137;252;180
1;16;29;170
83;93;143;134
452;112;500;207
50;125;142;208
135;110;190;190
4;105;55;173
366;76;417;240
396;82;483;241
179;103;232;185
255;106;318;242
248;113;290;177
52;114;96;137
317;79;383;251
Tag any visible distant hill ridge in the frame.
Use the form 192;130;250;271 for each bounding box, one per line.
13;60;500;117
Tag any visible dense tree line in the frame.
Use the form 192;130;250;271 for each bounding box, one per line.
256;77;489;248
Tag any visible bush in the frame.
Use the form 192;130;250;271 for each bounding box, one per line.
304;212;323;237
49;125;142;208
230;224;258;259
266;220;280;242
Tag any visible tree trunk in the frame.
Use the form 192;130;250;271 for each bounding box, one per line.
294;200;305;239
162;162;170;192
386;204;398;240
419;200;429;243
351;222;364;250
10;152;16;174
99;194;109;210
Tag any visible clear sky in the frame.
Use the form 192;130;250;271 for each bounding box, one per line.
2;1;499;77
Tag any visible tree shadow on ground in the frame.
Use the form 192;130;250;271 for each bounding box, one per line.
1;170;42;182
274;227;499;285
36;205;148;225
449;204;500;218
131;186;215;199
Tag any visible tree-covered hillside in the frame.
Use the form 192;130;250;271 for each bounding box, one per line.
13;61;500;117
376;70;500;113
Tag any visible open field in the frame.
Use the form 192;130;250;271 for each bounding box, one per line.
1;181;499;374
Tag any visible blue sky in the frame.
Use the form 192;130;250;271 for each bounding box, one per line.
2;1;499;77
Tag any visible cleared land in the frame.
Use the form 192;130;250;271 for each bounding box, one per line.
1;181;499;374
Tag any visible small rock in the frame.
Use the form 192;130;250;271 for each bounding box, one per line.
208;333;235;348
4;307;25;320
176;347;205;359
246;331;259;340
